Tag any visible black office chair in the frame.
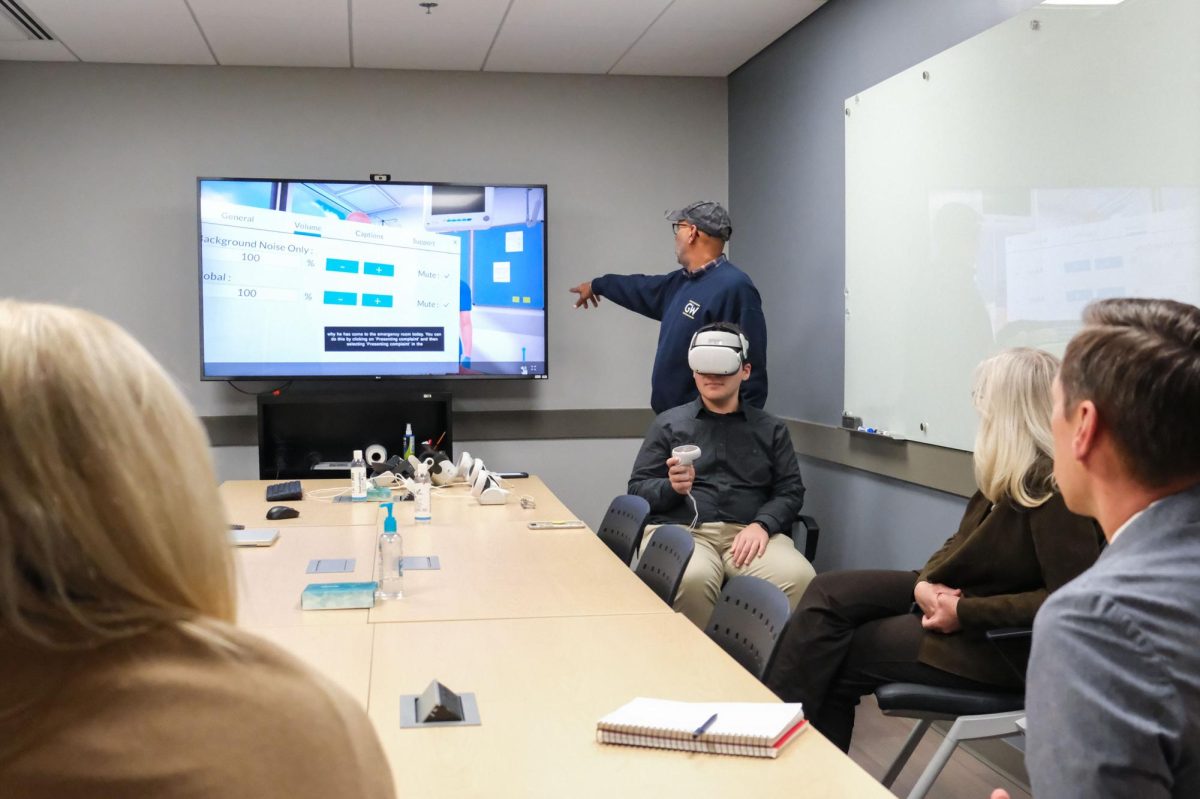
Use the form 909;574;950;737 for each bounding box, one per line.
874;628;1032;799
789;514;821;563
595;494;651;566
634;524;695;606
704;576;791;680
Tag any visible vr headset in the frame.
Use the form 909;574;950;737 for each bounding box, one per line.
687;323;749;376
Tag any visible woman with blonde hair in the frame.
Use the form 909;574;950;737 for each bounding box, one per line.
764;348;1103;752
0;300;393;798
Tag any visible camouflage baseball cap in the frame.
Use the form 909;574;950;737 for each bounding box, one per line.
665;200;732;241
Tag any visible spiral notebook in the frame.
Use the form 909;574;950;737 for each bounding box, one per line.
596;698;806;759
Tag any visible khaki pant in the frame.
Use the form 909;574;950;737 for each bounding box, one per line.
639;521;816;629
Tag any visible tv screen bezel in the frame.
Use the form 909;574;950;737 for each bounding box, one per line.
197;176;549;383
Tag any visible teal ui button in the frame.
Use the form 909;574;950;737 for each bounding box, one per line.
326;258;359;274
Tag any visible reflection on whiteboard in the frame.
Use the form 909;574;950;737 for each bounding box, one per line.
933;188;1200;353
845;0;1200;452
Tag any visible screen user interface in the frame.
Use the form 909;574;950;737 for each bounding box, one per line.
199;179;547;379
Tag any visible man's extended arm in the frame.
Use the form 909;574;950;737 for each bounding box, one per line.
590;273;676;321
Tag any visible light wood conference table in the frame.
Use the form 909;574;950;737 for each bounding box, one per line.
230;477;669;625
227;477;892;798
369;613;893;799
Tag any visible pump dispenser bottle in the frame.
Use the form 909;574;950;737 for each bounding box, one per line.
376;502;403;600
403;423;415;460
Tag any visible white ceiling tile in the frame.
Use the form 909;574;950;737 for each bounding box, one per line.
610;0;824;76
484;0;671;74
189;0;349;68
4;0;823;76
0;39;76;61
20;0;215;64
352;0;509;71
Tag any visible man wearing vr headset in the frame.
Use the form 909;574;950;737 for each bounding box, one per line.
627;322;814;628
569;201;768;415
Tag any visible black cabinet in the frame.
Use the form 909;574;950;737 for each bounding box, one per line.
257;391;452;479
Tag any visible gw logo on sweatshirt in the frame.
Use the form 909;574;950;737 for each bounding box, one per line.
683;300;701;319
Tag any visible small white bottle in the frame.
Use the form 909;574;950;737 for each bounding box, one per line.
376;502;403;600
350;448;368;499
403;423;415;461
414;469;432;523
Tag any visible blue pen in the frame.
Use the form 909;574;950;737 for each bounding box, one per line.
692;712;718;738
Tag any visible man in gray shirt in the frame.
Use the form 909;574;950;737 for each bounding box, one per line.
628;322;814;628
994;298;1200;799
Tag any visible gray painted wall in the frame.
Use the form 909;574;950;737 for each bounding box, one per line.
729;0;1039;570
0;62;726;417
797;455;967;572
0;63;726;548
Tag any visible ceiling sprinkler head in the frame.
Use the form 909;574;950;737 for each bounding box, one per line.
419;2;438;14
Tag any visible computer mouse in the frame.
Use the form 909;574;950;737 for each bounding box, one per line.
266;505;300;521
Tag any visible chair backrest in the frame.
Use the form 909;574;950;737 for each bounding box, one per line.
704;576;791;680
595;494;650;565
634;524;694;606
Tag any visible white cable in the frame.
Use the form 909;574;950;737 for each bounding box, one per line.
304;486;350;503
686;492;699;531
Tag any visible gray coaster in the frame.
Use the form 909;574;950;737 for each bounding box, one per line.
399;692;480;728
400;555;441;570
306;558;356;574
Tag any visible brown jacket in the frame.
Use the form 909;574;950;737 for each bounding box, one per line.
0;623;395;799
916;490;1103;686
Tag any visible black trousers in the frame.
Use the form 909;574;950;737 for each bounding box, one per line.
764;569;998;752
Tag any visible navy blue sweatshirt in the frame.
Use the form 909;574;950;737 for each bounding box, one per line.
591;256;768;414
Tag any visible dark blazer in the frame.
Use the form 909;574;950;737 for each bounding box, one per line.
916;490;1102;686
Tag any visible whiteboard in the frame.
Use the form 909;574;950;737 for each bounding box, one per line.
844;0;1200;452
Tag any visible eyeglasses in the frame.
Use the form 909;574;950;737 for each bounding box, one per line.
672;222;693;235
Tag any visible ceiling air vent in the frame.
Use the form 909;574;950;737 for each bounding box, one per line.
0;0;54;40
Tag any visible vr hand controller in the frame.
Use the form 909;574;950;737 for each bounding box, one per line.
671;444;702;529
672;444;701;467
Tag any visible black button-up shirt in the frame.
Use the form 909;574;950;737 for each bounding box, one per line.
628;398;805;533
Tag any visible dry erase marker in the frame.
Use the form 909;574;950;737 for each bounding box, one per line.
692;713;718;738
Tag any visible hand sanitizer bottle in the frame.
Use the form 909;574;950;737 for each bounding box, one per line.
403;423;415;461
376;503;403;600
414;469;432;523
350;449;368;499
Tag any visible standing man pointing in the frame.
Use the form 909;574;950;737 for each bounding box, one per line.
570;201;768;414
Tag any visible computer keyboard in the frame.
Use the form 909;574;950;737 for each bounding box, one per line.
265;480;303;502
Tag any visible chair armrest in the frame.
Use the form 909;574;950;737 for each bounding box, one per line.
788;515;820;563
986;627;1033;685
985;627;1033;643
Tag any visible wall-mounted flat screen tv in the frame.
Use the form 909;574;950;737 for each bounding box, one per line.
198;178;548;380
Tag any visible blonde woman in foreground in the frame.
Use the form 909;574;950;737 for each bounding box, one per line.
764;348;1104;752
0;300;394;799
